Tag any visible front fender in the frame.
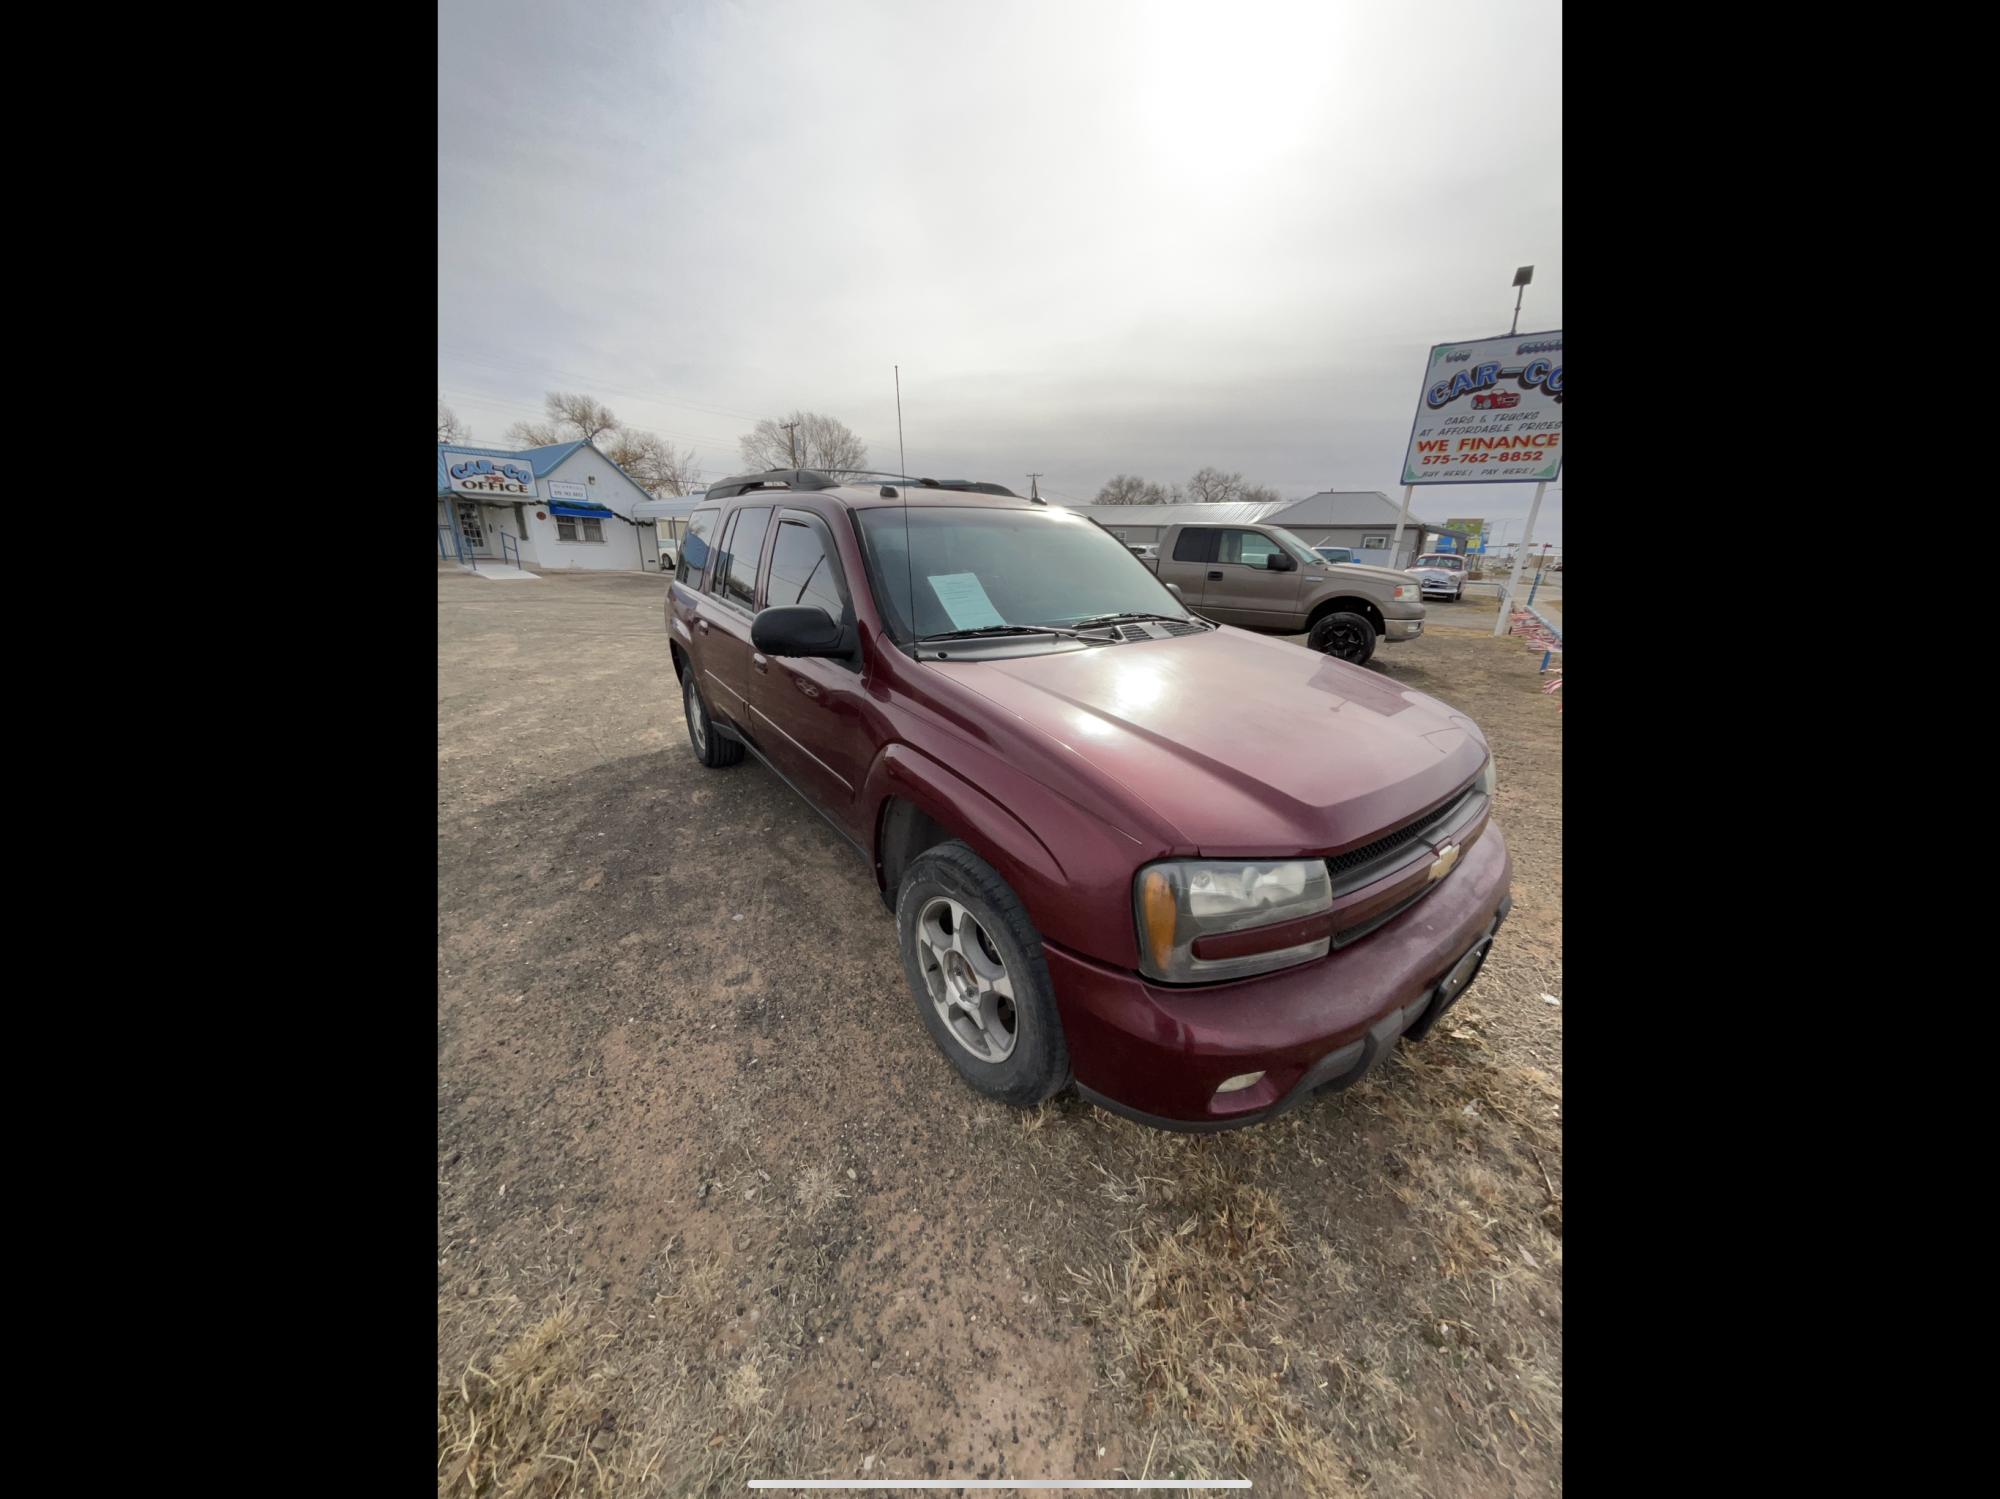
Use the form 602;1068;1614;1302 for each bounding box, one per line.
861;741;1149;969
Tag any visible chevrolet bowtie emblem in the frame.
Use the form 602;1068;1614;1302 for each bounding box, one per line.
1428;844;1461;882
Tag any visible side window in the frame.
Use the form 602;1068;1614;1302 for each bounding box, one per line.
1172;528;1216;563
724;507;772;608
1219;530;1282;567
767;517;847;620
679;506;719;590
707;510;739;596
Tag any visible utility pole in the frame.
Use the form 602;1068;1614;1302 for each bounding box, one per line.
1027;472;1043;501
1493;480;1549;637
780;420;801;469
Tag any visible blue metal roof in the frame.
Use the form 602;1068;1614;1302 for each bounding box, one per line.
437;440;589;494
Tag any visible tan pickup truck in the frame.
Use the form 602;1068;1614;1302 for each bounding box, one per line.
1141;521;1426;664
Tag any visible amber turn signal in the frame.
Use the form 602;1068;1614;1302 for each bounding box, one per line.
1139;867;1178;974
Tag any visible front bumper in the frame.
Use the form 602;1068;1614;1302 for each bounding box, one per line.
1417;581;1460;597
1048;825;1512;1130
1383;616;1425;641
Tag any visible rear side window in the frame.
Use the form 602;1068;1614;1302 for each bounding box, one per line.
723;507;772;608
707;511;738;595
1172;528;1216;563
767;517;847;620
679;507;719;590
1217;530;1282;567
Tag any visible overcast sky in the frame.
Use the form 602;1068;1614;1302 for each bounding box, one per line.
439;0;1562;545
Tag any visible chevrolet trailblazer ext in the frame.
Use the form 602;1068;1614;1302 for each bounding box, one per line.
667;470;1511;1131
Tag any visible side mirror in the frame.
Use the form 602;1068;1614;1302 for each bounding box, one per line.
1265;552;1295;571
1164;583;1184;600
752;604;844;658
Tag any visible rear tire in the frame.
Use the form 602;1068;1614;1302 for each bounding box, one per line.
896;840;1070;1107
1308;610;1377;666
684;670;743;768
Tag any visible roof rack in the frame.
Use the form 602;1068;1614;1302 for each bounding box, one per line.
704;468;1022;500
703;468;844;500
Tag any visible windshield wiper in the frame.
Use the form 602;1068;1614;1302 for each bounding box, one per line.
916;624;1084;643
1066;611;1207;631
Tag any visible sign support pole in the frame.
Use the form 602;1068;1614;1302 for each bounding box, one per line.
1390;484;1413;568
1493;481;1547;637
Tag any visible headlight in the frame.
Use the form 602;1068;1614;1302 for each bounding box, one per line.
1134;859;1333;984
1393;583;1418;600
1476;757;1496;797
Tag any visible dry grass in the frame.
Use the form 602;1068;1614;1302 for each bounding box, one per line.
437;1299;642;1498
1067;1139;1357;1493
439;574;1561;1496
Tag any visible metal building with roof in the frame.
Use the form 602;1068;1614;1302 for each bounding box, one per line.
437;439;667;574
1056;490;1465;568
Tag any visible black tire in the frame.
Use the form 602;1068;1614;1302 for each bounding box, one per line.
1308;610;1377;666
683;669;742;768
895;840;1070;1107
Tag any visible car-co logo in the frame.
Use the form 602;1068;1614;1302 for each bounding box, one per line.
1426;356;1563;410
450;457;535;495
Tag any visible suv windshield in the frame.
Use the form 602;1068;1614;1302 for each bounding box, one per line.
860;506;1192;641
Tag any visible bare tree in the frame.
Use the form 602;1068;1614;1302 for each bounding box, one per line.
1095;474;1175;505
506;390;620;449
606;430;701;499
739;411;869;476
438;397;470;445
1184;467;1280;505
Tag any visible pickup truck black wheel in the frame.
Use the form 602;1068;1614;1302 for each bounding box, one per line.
1308;611;1376;666
683;670;743;768
896;840;1070;1107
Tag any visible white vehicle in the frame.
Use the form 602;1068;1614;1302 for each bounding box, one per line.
1125;542;1159;561
1405;551;1468;601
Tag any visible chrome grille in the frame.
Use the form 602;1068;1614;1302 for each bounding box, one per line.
1325;783;1480;886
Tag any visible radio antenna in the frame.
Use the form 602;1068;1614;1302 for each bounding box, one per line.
895;365;915;658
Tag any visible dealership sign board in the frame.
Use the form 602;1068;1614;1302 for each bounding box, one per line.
1401;330;1563;485
444;452;537;498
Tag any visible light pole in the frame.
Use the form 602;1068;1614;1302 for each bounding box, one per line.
1510;265;1533;336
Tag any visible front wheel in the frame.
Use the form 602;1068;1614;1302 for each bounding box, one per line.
1308;611;1377;666
896;840;1070;1107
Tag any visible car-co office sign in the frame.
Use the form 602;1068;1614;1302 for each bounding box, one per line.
444;453;537;498
1400;330;1563;486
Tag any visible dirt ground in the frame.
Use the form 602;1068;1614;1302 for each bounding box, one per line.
438;571;1561;1497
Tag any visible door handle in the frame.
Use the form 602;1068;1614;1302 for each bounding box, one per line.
752;652;768;673
1207;570;1223;581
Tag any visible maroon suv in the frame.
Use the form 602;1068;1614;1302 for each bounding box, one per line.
666;469;1512;1130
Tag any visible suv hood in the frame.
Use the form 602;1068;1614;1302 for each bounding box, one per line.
933;627;1488;856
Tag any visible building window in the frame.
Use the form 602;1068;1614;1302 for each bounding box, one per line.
556;514;606;542
1362;534;1388;550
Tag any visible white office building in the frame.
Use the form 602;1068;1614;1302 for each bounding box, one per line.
437;440;667;573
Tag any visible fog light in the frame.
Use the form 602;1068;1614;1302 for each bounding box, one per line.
1215;1071;1266;1095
